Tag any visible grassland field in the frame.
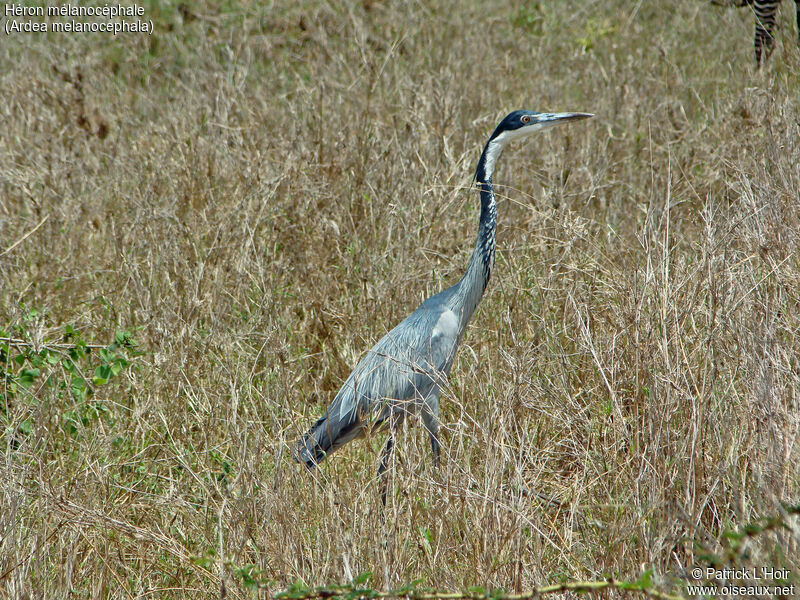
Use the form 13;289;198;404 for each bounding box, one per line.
1;0;799;597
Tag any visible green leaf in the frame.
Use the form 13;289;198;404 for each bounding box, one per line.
115;331;135;348
61;412;79;436
191;555;214;569
95;364;112;381
19;368;40;388
393;578;425;596
232;564;265;590
620;569;653;591
71;376;87;400
278;580;311;599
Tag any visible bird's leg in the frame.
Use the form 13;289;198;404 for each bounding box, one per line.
377;434;394;509
422;393;441;469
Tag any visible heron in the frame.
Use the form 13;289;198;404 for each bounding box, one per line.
293;110;593;499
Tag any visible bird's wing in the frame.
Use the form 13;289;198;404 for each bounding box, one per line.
329;299;461;429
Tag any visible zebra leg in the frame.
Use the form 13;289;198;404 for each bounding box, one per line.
795;0;800;44
755;22;775;64
754;1;780;64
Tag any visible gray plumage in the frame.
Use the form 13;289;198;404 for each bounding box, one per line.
294;110;593;473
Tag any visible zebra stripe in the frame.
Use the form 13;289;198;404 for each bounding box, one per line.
744;0;800;63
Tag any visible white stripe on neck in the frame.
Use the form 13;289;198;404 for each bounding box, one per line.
483;129;528;180
484;121;562;180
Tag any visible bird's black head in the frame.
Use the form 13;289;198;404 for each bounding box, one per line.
475;110;593;183
488;110;594;145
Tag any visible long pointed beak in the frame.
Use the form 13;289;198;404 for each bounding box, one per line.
538;112;594;124
521;112;593;136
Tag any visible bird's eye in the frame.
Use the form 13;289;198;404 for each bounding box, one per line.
521;115;531;124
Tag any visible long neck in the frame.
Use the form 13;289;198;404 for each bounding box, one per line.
450;138;503;329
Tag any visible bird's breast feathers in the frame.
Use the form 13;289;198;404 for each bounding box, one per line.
431;309;458;346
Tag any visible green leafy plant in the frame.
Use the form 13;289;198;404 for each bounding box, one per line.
1;320;140;442
576;18;616;52
274;571;682;600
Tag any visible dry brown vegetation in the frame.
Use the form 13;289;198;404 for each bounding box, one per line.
1;0;799;598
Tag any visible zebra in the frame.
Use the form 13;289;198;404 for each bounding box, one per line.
729;0;800;63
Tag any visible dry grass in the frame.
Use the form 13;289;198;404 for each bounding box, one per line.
1;0;799;597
